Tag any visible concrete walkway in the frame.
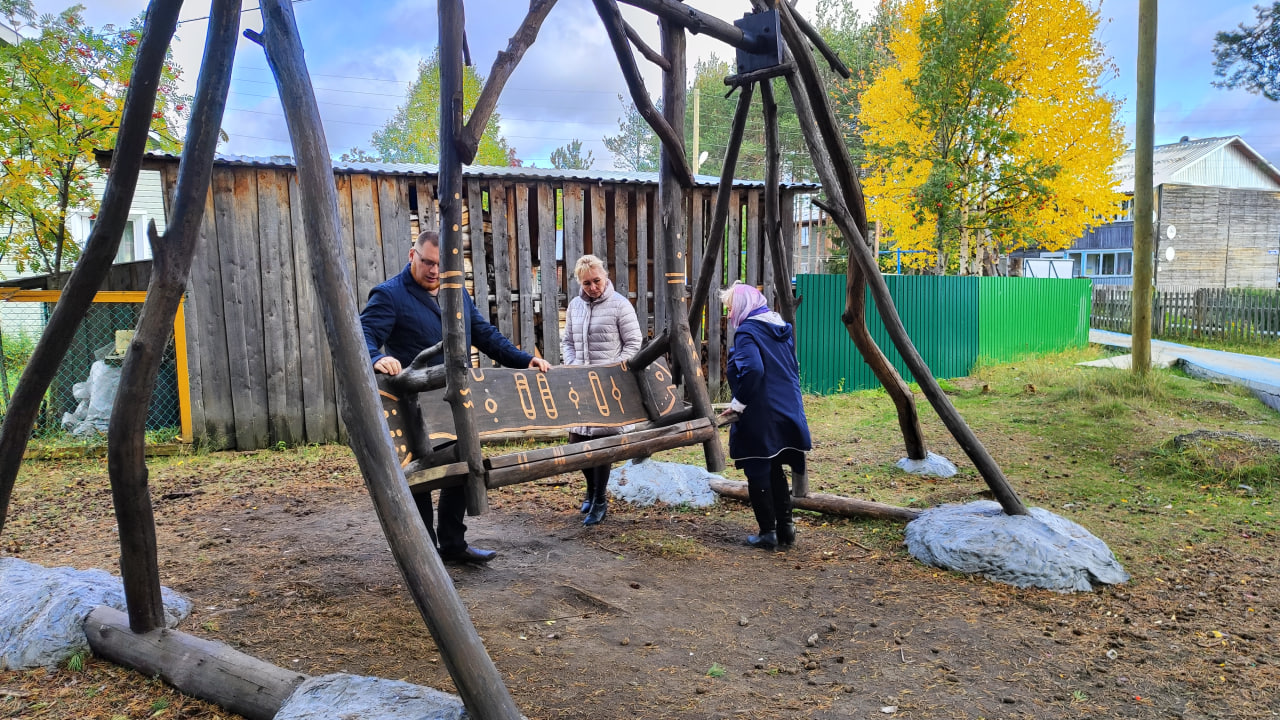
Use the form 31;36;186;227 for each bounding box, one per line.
1087;329;1280;412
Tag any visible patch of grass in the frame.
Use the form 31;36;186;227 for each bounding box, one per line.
65;650;86;672
706;662;726;678
1145;431;1280;492
615;529;706;560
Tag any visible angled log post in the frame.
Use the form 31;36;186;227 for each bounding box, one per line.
658;17;725;472
687;83;753;338
774;3;1026;515
594;0;695;188
252;3;523;718
439;0;488;516
106;0;239;634
750;0;928;464
786;0;852;78
456;0;558;164
759;81;797;327
0;0;181;536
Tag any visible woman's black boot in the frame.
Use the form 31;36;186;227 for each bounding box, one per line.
579;475;595;514
584;468;609;526
746;531;778;549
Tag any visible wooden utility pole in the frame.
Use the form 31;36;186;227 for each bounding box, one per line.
1132;0;1157;375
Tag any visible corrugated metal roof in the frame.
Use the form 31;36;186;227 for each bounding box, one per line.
133;151;818;189
1112;135;1280;193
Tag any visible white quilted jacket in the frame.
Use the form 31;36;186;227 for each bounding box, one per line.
562;280;643;436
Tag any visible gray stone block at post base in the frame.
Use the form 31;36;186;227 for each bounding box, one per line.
895;451;958;478
0;557;192;669
608;459;720;508
276;674;471;720
904;501;1130;592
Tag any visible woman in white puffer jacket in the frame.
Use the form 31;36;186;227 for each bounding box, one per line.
561;254;643;526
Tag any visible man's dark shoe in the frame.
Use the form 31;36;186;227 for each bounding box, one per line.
440;546;497;564
746;531;778;550
777;522;795;547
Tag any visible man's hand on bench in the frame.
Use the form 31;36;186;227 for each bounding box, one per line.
528;357;550;372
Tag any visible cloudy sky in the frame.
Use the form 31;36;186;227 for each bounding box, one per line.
25;0;1280;171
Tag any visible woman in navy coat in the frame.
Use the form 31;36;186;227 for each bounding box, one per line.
720;282;811;550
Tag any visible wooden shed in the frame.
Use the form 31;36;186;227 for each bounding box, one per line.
138;153;814;450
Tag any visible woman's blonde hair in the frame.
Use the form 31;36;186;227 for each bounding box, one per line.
574;254;607;281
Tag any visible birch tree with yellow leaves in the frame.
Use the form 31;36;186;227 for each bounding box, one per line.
857;0;1125;274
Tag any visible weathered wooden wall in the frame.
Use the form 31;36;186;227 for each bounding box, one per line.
154;161;792;449
1156;184;1280;290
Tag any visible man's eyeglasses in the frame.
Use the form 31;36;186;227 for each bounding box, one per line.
412;251;439;270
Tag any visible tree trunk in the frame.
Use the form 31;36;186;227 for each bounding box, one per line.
106;0;239;635
0;0;181;536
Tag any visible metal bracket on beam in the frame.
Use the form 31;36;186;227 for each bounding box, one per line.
733;10;782;75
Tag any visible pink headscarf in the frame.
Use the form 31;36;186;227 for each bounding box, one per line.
724;282;769;329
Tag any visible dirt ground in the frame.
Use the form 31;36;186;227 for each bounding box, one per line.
3;441;1278;720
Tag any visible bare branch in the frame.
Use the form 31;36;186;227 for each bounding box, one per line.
688;83;754;335
593;0;694;187
623;17;670;70
457;0;558;163
788;0;851;78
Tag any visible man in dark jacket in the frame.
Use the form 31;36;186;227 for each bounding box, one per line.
361;231;550;564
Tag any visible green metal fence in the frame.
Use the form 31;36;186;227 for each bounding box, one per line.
794;275;1091;394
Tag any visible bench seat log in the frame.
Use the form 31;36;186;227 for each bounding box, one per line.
381;359;684;468
488;418;715;488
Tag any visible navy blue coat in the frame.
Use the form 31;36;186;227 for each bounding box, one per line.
360;264;532;370
726;317;812;461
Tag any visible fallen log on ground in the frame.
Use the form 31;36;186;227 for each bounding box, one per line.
708;478;920;522
84;606;307;720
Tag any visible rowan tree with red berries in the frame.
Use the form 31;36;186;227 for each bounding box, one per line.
0;2;189;275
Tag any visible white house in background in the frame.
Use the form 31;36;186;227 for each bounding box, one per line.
0;169;168;281
1042;135;1280;288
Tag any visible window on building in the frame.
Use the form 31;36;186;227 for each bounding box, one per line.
88;218;137;264
1101;253;1115;275
1116;251;1132;275
1085;253;1100;275
800;226;810;248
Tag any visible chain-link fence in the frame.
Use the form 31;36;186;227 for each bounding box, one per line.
0;291;185;446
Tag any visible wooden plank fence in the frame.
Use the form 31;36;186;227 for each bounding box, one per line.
152;158;800;449
1092;285;1280;342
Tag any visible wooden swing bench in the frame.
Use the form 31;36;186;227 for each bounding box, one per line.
377;336;716;495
